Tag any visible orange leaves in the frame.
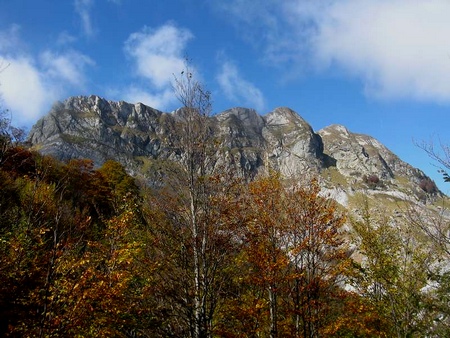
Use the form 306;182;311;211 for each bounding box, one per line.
0;147;144;336
39;205;142;336
322;291;389;337
218;173;351;337
2;142;406;336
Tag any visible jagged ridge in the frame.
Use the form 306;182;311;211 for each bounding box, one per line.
28;95;440;205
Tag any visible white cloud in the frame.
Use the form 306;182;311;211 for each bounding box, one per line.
41;50;95;87
124;23;193;88
0;24;23;54
74;0;95;37
213;0;450;103
311;0;450;102
217;61;266;112
122;23;194;110
0;56;57;126
0;26;95;126
123;86;175;109
211;0;306;65
56;31;77;46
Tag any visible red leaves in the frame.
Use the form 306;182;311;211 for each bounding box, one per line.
0;144;389;336
1;146;36;178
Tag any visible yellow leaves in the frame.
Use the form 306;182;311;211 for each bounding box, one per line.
0;148;149;337
39;227;50;235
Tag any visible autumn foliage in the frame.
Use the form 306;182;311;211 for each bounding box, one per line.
0;141;358;337
3;60;450;336
0;146;142;337
0;142;417;337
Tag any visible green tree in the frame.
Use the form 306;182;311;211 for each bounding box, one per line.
407;201;450;335
97;160;139;210
350;200;433;337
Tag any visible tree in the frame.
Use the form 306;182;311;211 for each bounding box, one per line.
407;201;450;335
417;139;450;183
46;200;143;337
172;60;214;338
282;179;349;338
239;173;291;338
216;173;351;338
413;138;450;334
96;159;139;213
0;148;144;337
140;59;240;338
0;152;88;337
141;171;242;337
350;200;433;337
0;87;26;161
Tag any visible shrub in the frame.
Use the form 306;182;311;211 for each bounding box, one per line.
363;174;380;189
419;178;437;194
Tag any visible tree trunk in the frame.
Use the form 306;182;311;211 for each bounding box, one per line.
269;285;278;338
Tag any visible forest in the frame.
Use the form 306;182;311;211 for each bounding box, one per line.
1;71;450;338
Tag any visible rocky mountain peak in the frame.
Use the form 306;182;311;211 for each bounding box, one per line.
265;107;310;127
217;106;260;121
320;124;351;138
216;107;264;132
28;96;442;206
318;124;417;181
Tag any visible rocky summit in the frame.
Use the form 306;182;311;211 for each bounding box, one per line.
28;95;443;209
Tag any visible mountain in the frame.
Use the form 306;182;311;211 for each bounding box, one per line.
28;95;444;209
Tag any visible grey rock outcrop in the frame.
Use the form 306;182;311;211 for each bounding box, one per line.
262;107;324;176
29;97;327;179
28;95;176;166
28;95;439;201
318;124;427;184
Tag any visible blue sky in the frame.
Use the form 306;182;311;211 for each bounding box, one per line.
1;0;450;192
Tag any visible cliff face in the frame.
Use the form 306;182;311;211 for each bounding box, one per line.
28;95;439;205
28;95;172;166
28;96;328;177
318;124;424;183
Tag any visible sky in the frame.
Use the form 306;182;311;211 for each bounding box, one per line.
1;0;450;193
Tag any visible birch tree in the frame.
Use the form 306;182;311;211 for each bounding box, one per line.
142;60;241;338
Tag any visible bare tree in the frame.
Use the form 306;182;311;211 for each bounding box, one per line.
143;59;239;338
173;60;212;338
417;138;450;182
